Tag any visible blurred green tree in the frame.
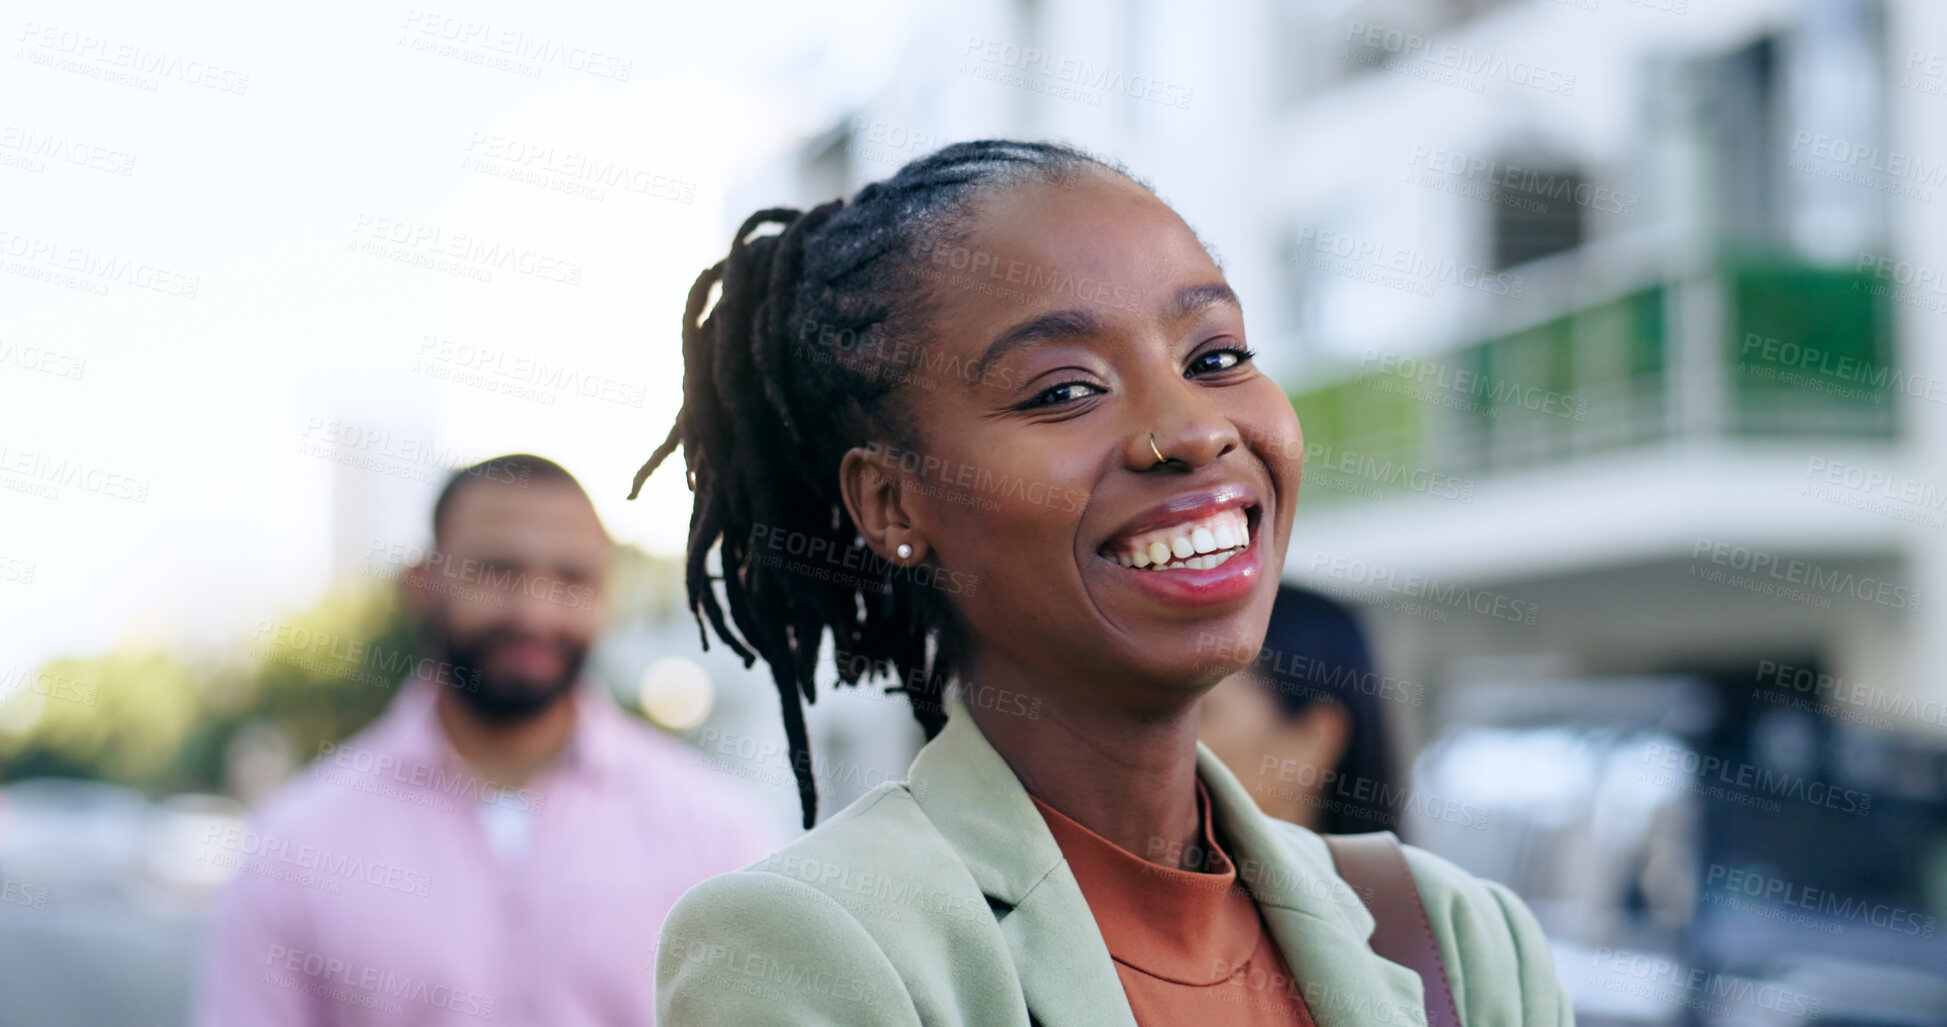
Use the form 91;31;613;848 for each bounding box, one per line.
0;584;405;793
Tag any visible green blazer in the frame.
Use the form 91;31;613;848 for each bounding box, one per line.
655;692;1575;1026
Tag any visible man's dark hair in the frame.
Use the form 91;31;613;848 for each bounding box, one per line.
433;453;580;545
628;139;1150;828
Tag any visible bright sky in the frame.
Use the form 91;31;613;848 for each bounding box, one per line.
0;0;916;674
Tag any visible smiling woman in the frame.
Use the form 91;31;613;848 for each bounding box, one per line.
631;140;1574;1026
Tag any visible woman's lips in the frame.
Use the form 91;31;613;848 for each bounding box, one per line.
1099;504;1264;606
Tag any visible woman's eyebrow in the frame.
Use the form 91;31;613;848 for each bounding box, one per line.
973;307;1102;378
971;282;1243;379
1169;282;1241;322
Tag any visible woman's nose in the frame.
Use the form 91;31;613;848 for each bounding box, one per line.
1130;394;1243;471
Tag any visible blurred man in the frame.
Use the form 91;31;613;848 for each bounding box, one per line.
195;454;783;1026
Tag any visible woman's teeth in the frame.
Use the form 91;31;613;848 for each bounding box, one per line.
1107;508;1251;571
1130;548;1239;571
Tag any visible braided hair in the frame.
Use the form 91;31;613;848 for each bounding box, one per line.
628;140;1146;828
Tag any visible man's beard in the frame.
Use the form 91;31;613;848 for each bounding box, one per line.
430;623;589;724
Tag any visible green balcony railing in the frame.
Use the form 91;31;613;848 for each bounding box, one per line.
1288;257;1895;504
1725;258;1899;437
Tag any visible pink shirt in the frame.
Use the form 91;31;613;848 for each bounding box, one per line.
195;674;786;1026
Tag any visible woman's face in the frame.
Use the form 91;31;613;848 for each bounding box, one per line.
857;169;1303;713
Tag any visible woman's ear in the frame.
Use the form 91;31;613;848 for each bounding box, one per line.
839;444;927;564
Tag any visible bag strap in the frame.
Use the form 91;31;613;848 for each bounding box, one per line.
1323;831;1463;1027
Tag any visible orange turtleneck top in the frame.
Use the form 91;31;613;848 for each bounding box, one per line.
1028;778;1317;1026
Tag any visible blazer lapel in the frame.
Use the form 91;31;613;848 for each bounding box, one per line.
907;695;1425;1027
1196;743;1431;1027
908;693;1139;1027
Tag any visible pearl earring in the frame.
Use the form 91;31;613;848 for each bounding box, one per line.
896;543;913;561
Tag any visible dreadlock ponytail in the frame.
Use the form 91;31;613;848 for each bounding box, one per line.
631;139;1141;828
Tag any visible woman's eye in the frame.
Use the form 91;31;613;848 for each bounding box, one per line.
1022;381;1105;409
1189;347;1256;376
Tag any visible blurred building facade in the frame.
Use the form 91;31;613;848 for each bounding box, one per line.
747;0;1947;738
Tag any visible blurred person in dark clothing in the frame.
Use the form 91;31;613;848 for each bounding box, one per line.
194;454;782;1027
1200;582;1405;834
